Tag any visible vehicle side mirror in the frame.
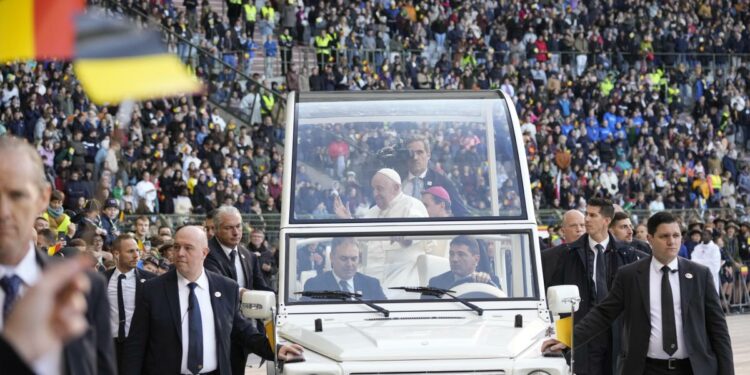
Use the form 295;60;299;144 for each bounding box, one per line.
240;289;276;320
546;285;580;315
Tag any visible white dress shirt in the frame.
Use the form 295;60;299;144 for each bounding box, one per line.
0;244;60;375
107;268;137;338
587;236;610;290
691;241;722;294
647;257;687;359
402;170;428;197
178;269;217;374
219;242;247;288
332;273;354;293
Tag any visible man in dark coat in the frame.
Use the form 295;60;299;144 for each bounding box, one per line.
122;226;303;375
204;206;272;375
105;234;156;373
428;235;500;290
0;136;115;375
545;198;647;375
304;237;386;300
401;136;469;216
544;212;733;375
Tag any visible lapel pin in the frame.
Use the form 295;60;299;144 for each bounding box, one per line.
140;278;145;283
241;254;246;259
215;291;222;297
685;273;693;279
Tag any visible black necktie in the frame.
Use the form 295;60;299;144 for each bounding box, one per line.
661;265;678;356
0;274;22;320
595;244;608;302
586;245;598;301
187;282;203;374
228;249;238;281
117;274;127;339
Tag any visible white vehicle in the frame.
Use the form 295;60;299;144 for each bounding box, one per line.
243;91;574;374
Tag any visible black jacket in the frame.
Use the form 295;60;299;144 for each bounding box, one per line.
204;236;272;375
37;251;116;375
122;269;274;375
205;236;271;292
574;257;733;375
544;234;647;374
104;267;157;335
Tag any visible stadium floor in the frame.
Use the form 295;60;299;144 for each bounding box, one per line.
245;314;750;374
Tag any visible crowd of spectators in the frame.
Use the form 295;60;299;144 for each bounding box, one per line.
0;59;284;227
285;0;750;219
2;0;750;235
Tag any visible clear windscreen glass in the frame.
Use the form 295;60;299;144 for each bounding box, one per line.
287;232;538;304
291;98;525;222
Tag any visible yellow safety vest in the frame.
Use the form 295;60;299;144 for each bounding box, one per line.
280;33;293;43
244;4;257;22
314;34;332;54
228;0;241;4
261;6;275;21
709;174;722;191
261;94;275;115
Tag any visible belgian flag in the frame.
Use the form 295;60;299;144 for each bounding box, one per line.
0;0;200;104
73;12;201;104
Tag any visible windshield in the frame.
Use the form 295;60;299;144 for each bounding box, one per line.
286;231;538;304
291;96;525;222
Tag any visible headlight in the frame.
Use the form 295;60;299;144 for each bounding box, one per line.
528;371;552;375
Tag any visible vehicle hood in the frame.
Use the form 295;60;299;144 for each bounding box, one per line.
279;317;548;361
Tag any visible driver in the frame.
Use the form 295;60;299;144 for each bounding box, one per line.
304;237;387;300
428;235;499;290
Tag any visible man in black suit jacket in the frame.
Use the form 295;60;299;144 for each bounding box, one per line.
123;226;303;375
204;206;272;375
541;210;586;286
402;136;468;216
545;198;646;375
205;206;271;292
428;235;501;291
0;257;96;375
304;237;387;300
105;234;156;373
0;136;115;375
544;212;733;375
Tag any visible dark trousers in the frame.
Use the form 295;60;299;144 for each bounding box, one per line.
113;339;124;374
644;358;694;375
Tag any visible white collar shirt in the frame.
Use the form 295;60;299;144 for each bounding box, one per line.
403;169;428;197
177;269;218;374
108;268;137;338
587;235;611;289
332;273;354;294
647;257;687;359
219;242;247;289
0;244;60;375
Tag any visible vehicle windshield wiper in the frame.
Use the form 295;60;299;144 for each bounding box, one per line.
296;290;390;317
390;286;484;316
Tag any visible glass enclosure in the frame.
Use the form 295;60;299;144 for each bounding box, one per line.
291;96;525;222
287;232;538;304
